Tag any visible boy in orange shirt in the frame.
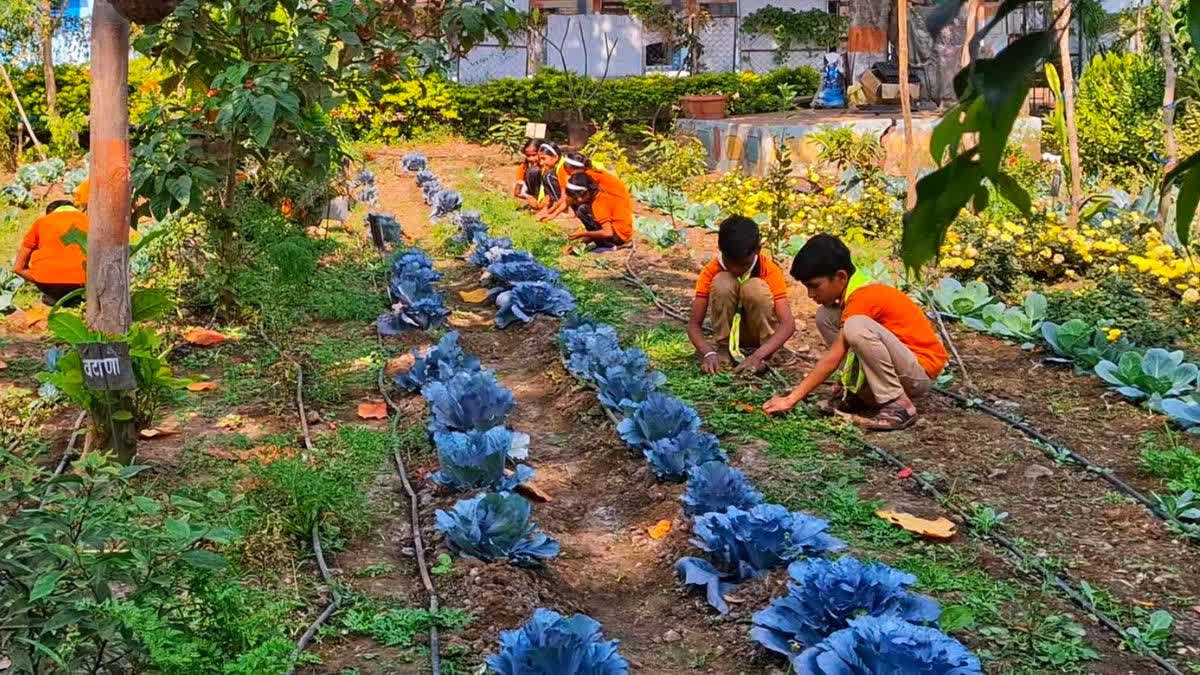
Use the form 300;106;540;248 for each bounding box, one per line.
564;172;633;251
14;197;89;305
763;234;947;431
687;215;796;376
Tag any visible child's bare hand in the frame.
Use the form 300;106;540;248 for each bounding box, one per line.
701;353;720;374
763;395;796;415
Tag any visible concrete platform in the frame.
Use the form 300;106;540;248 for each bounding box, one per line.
676;108;1042;176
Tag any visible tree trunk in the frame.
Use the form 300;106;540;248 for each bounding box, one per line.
898;0;916;209
0;63;48;161
87;0;136;463
1158;0;1178;168
960;0;977;68
40;0;58;119
1054;0;1082;227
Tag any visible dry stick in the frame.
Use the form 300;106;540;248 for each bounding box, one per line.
927;303;978;393
284;524;342;675
257;323;316;454
621;243;690;323
621;260;1185;672
378;358;442;675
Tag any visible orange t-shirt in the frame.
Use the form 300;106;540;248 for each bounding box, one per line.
517;163;527;181
587;168;629;200
694;251;789;301
842;284;948;378
590;190;633;243
22;210;89;285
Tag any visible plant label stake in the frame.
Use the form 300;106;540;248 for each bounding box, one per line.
79;342;136;391
525;122;547;140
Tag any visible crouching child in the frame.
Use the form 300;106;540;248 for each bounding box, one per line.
763;234;947;431
687;215;796;375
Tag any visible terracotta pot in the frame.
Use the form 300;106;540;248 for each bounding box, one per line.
110;0;178;24
680;94;727;120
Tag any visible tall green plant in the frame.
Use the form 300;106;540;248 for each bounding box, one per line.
760;141;801;254
635;128;709;225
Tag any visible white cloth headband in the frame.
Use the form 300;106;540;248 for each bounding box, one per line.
539;144;559;156
564;157;585;168
566;181;589;192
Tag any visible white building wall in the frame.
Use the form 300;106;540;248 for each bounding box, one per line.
545;14;646;78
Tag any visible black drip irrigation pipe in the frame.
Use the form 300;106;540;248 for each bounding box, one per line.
932;386;1174;523
619;256;1185;674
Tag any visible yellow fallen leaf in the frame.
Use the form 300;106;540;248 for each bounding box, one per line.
187;381;218;392
183;327;228;346
875;509;957;541
648;519;672;540
216;414;243;430
385;353;417;376
459;288;490;304
139;427;181;439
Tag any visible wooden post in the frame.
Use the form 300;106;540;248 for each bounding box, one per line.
1158;0;1178;168
39;0;58;119
87;0;136;462
898;0;916;209
1054;0;1082;227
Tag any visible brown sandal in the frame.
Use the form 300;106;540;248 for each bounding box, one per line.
851;401;917;432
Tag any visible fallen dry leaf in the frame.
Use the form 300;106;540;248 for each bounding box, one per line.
648;519;672;540
448;311;491;328
459;288;490;304
139;427;181;439
876;509;957;541
183;327;228;346
385;352;417;376
7;305;50;332
0;359;7;370
186;381;219;392
733;402;757;413
515;482;552;503
356;401;388;420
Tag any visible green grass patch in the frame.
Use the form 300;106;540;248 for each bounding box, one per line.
1139;429;1200;494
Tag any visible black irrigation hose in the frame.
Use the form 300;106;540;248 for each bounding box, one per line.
618;256;1186;674
285;524;343;675
932;386;1174;523
377;366;443;675
848;434;1187;675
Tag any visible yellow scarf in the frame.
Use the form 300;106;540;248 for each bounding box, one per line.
726;256;758;361
839;268;873;393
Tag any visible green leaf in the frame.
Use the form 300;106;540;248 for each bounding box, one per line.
939;604;976;632
13;638;68;672
59;227;88;254
902;151;985;272
132;495;162;515
992;172;1031;216
29;570;65;601
119;464;150;479
249;95;278;146
47;313;92;344
168;175;192;210
180;549;228;570
930;102;969;166
1189;0;1200;72
1175;164;1200;247
165;517;193;543
112;410;134;421
131;289;173;322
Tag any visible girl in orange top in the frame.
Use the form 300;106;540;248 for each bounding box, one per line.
564;173;632;251
513;139;543;209
540;151;627;221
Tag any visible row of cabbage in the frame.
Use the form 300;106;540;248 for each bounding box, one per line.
559;318;982;673
932;278;1200;435
396;152;629;674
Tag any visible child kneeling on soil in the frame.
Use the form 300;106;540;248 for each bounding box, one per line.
563;173;633;251
687;215;796;375
763;234;947;431
513;139;543;209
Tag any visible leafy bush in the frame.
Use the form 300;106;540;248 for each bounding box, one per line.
962;292;1047;343
394;331;482;393
423;370;515;434
495;281;576;328
681;201;723;230
1041;319;1134;371
430;189;464;218
1075;52;1164;183
594;363;666;415
740;7;848;61
681;461;765;516
486;608;629;674
807;126;883;169
617;392;701;449
751;557;941;661
341;77;461;143
1044;275;1188;349
644;430;727;482
1094;348;1198;401
675;504;845;613
569;344;651;388
793;616;982;675
435;492;560;566
378;247;448;333
431;427;533;491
